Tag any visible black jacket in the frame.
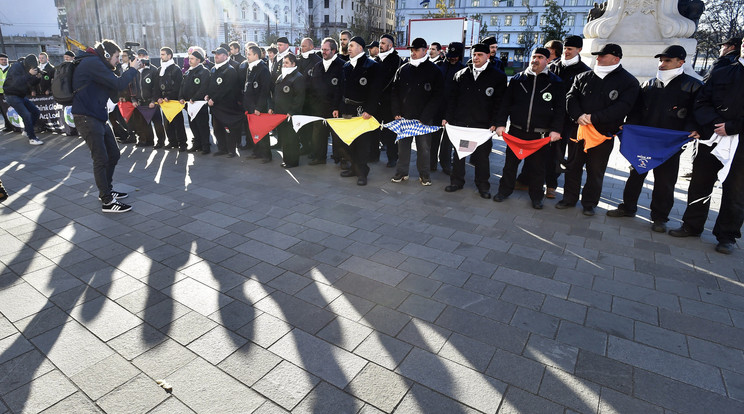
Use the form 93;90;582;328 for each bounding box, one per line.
309;57;344;117
179;64;210;101
270;70;305;115
270;51;290;84
627;73;702;132
340;54;382;117
37;63;54;95
549;57;590;139
207;62;242;114
137;65;159;104
157;62;182;100
497;69;565;135
437;59;467;120
567;65;639;136
3;58;40;97
391;59;444;125
375;51;404;122
695;62;744;136
243;61;271;113
703;51;740;82
298;51;322;78
231;53;246;65
446;63;507;128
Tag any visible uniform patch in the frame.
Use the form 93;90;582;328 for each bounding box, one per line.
485;87;494;97
253;81;259;89
160;84;165;90
424;83;431;92
359;77;367;86
283;85;290;93
677;107;688;118
542;92;552;101
609;90;618;100
145;78;151;84
194;78;200;84
44;75;49;80
331;78;338;85
307;68;313;76
216;77;223;85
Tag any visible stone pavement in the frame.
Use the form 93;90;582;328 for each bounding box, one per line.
0;126;743;414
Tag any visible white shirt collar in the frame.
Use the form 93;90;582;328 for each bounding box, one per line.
213;59;228;70
593;62;620;79
323;54;337;71
248;59;261;70
378;49;394;62
159;58;175;76
349;52;363;68
301;50;314;59
409;55;428;67
561;55;580;67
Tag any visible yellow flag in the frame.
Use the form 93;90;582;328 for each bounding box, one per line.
326;116;381;145
160;101;186;123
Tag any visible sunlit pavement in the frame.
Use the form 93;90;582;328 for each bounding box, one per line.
0;126;742;414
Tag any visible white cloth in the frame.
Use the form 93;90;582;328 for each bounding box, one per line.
106;99;117;113
301;50;314;59
349;52;363;68
739;57;744;67
561;55;579;67
699;133;740;183
247;59;261;70
472;61;489;80
445;124;496;159
187;101;208;120
213;59;229;70
291;115;325;133
322;54;337;71
280;66;297;79
377;49;393;62
39;62;48;71
593;63;620;79
656;67;684;87
159;58;175;76
120;63;129;71
0;64;8;71
409;55;428;67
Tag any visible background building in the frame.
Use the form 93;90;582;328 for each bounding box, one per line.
307;0;395;44
395;0;593;66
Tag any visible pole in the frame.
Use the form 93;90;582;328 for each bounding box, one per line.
93;0;103;39
0;25;6;55
172;3;178;52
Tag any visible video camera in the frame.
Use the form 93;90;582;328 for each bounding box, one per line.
123;41;140;61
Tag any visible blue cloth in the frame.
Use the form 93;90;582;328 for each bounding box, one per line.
618;124;692;174
72;51;138;122
383;119;441;142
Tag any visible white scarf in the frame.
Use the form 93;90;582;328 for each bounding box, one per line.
281;66;297;78
561;55;580;67
349;52;363;68
409;55;428;67
213;59;228;70
248;59;261;71
428;55;439;62
301;50;314;59
593;62;619;79
739;57;744;67
472;61;489;80
39;62;48;70
524;64;545;77
121;63;129;71
0;64;9;71
276;49;290;62
159;58;175;76
656;66;684;87
322;54;337;71
378;49;393;62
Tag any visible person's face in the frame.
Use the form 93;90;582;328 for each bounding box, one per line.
321;42;335;60
301;40;313;53
658;56;684;71
109;52;120;67
247;49;259;63
160;50;171;62
530;53;548;72
268;50;276;60
380;38;393;53
121;53;130;64
564;46;581;60
282;56;295;68
230;45;240;56
277;42;289;53
39;54;48;64
214;53;228;64
720;43;734;57
369;47;379;57
472;51;487;68
410;47;427;60
188;55;200;67
489;44;498;57
596;53;619;66
340;34;350;48
428;45;439;58
0;57;9;66
448;56;460;65
348;41;364;58
63;55;73;62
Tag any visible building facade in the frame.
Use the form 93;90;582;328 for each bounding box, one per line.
308;0;395;44
395;0;593;65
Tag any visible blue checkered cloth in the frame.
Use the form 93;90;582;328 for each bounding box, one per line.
383;119;442;142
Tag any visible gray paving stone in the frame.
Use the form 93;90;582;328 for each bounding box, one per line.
293;381;365;414
0;281;51;322
269;328;367;389
235;239;294;266
485;251;558;279
339;256;408;286
21;267;83;298
400;243;465;268
187;325;247;364
556;321;608;355
723;370;744;402
236;312;293;348
593;277;680;311
164;311;219;345
465;296;518;323
12;306;68;340
0;317;16;340
0;350;55;395
397;294;446;323
428;265;471;287
333;273;410;309
485;349;545;394
394;383;480;414
96;373;168;413
132;339;198;379
396;257;439;277
634;322;688;356
396;273;442;297
352;332;413;370
397;348;506;413
498;386;564;414
3;370;77;414
69;296;142;342
31;321;114;377
538;367;601;414
164;277;232;317
254;291;336;334
687;336;744;374
432;284;488;310
607;335;725;394
612;297;659;325
250;400;287;414
574;350;633;395
679;297;733;325
166;357;266;414
586;308;634;340
40;391;101;414
180;261;249;293
70;353;140;400
135;298;192;330
346;363;412;412
218;342;282;387
317;316;373;351
598;386;664;414
499;285;545;310
267;271;312;295
540;295;587;324
208;299;259;331
253;360;320;410
568;285;612;311
147;397;196;414
659;308;744;351
510;307;560;338
524;334;579;372
396;318;451;353
435;306;529;354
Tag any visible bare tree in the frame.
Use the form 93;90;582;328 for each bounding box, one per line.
541;0;570;41
693;0;744;69
517;2;537;64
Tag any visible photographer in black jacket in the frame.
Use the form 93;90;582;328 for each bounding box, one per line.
3;54;43;145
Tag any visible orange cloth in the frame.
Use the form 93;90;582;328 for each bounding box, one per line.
575;124;612;152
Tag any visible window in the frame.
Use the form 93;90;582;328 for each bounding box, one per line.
449;0;455;6
472;0;480;6
522;0;529;5
242;8;247;19
309;15;314;25
254;30;259;40
308;0;313;8
285;10;289;23
540;15;546;26
341;0;344;7
341;15;344;22
567;15;575;25
502;33;510;43
492;0;500;6
324;0;329;7
490;15;499;25
504;15;512;25
517;33;524;43
568;0;577;4
519;15;527;25
254;6;259;20
506;0;514;5
324;14;329;22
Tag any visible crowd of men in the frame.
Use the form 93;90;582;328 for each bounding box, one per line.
0;32;741;255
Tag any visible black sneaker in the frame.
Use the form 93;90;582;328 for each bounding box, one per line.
715;242;735;255
111;191;128;199
391;173;408;183
582;206;595;216
102;199;132;213
607;207;635;217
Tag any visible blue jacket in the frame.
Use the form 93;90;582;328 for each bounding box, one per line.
72;51;138;121
3;59;40;97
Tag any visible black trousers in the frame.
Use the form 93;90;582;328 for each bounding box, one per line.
380;127;399;163
451;138;491;193
108;109;130;141
165;111;187;149
618;150;681;222
128;108;151;145
75;115;119;203
336;128;372;178
311;121;331;161
279;121;299;166
682;142;744;243
562;137;614;208
516;139;565;189
212;114;240;155
499;134;548;202
189;105;211;151
148;107;167;146
431;129;453;172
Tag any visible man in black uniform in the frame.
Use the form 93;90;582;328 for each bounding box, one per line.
297;37;322;155
374;33;404;167
559;43;639;216
368;41;379;59
339;36;382;185
443;43;506;199
136;48;166;147
230;41;246;65
434;42;466;175
270;37;292;83
493;48;564;209
481;36;503;72
544;40;563;63
308;38;344;165
243;44;272;162
703;37;740;82
390;37;444;186
669;41;744;255
607;45;701;232
179;49;211;154
428;42;444;64
206;47;243;158
36;52;54;96
116;49;140;144
270;54;305;168
157;47;187;151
